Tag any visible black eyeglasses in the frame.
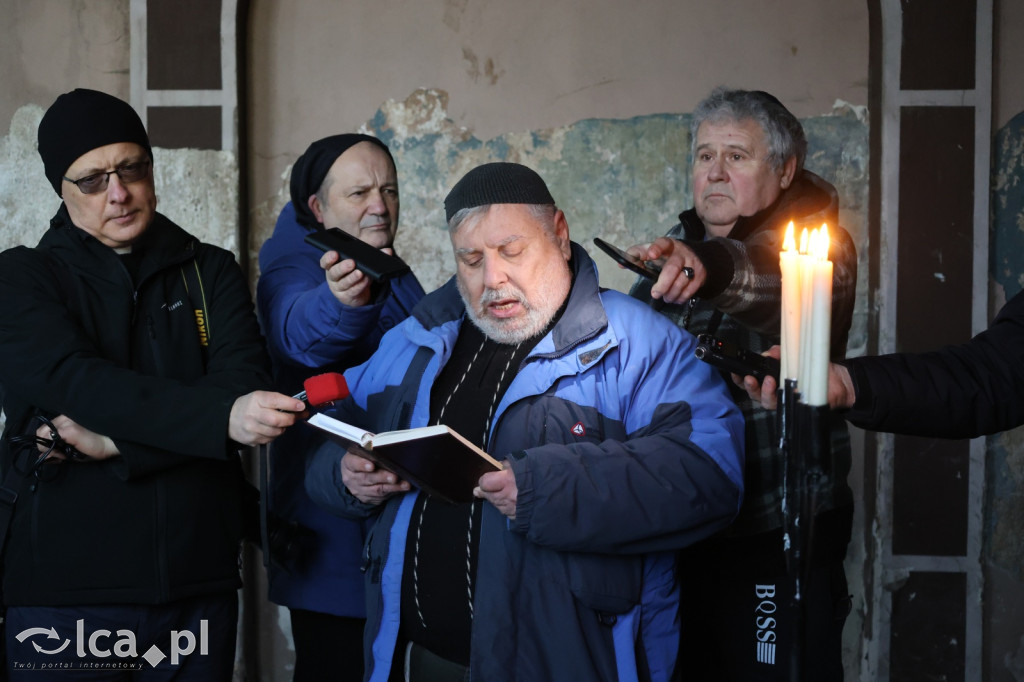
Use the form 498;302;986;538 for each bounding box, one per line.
63;160;151;195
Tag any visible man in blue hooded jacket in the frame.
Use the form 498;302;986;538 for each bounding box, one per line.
305;162;746;681
257;134;425;680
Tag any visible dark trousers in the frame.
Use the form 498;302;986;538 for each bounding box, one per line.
675;509;853;682
289;609;364;682
5;593;238;681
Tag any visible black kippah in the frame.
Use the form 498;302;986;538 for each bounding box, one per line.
37;89;152;197
444;162;554;223
290;134;394;229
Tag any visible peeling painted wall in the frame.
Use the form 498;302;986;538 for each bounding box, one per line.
988;112;1024;681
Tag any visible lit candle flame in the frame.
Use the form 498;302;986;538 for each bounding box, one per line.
783;221;797;252
817;223;830;261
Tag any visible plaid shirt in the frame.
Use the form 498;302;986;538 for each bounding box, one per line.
631;170;856;535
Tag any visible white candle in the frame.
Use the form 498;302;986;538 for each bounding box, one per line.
804;225;832;406
797;227;814;394
779;221;801;380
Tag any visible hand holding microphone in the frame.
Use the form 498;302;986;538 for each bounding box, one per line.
229;390;307;446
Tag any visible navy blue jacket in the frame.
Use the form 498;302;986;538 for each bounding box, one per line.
257;201;425;616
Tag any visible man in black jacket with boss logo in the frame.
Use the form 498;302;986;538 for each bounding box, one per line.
0;88;304;679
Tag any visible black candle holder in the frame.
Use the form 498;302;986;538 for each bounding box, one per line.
778;380;831;682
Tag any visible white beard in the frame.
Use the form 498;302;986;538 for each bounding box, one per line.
458;264;571;345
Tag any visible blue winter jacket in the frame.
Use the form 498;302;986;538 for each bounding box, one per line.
257;201;425;616
306;243;744;681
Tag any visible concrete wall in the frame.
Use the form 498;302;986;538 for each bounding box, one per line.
989;111;1024;681
247;0;869;207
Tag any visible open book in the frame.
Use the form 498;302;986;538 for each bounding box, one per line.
306;412;503;504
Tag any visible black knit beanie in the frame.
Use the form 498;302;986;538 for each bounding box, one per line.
37;89;152;196
289;133;395;229
444;162;555;223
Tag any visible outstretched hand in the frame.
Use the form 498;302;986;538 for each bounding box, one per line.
321;248;391;308
734;346;783;410
733;345;858;411
626;237;705;304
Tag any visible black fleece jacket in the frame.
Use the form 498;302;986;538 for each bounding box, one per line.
0;205;271;605
844;289;1024;439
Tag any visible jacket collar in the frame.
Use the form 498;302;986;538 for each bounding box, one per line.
42;203;198;282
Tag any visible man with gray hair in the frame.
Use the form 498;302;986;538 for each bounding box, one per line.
305;161;746;681
628;87;858;680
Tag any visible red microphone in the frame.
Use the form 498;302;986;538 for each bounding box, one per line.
302;372;351;408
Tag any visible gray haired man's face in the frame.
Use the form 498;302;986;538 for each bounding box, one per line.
452;204;572;344
692;118;795;238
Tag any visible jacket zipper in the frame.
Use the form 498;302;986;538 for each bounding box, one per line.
146;313;166;376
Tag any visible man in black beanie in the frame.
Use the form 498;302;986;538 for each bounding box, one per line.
0;88;304;679
256;133;424;681
304;161;747;681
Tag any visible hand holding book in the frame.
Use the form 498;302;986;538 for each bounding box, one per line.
341;448;412;506
474;467;518;519
306;412;503;505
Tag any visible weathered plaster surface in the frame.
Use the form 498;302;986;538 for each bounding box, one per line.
0;105;60;253
990;110;1024;681
994;111;1024;300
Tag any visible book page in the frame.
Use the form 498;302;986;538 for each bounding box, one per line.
307;412;374;448
370;424;451;446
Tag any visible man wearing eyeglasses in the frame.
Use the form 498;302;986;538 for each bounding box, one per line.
0;88;304;679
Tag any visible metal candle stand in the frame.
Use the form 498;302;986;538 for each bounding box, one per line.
778;379;831;682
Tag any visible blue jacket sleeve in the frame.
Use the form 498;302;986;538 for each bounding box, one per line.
257;202;425;372
508;311;745;555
